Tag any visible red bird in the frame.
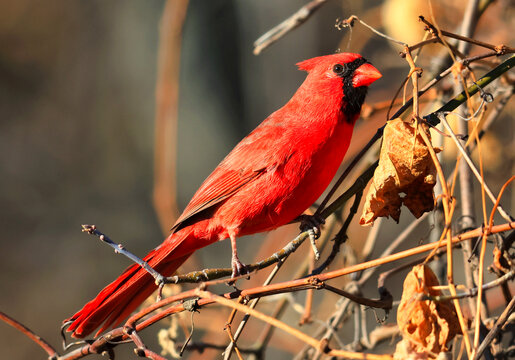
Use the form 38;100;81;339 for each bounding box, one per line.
66;53;381;338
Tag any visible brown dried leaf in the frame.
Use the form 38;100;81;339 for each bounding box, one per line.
360;118;437;226
397;265;460;356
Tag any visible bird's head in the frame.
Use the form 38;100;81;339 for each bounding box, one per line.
296;53;382;121
297;52;382;88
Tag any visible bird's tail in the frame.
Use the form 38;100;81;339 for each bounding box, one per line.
66;228;206;338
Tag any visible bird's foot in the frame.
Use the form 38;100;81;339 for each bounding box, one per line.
231;255;249;278
298;214;325;260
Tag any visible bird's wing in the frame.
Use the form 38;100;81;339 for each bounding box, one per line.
171;116;290;233
170;167;265;232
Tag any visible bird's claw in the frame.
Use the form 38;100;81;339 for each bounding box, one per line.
231;256;249;278
298;214;325;260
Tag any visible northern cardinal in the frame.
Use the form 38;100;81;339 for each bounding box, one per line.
66;53;381;338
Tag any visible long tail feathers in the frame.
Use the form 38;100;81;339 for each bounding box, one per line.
66;229;200;338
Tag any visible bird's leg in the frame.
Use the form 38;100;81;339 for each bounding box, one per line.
297;214;326;260
230;234;248;278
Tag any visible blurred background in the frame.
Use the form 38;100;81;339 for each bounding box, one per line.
0;0;513;359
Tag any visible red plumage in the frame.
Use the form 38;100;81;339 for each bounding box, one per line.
66;53;381;338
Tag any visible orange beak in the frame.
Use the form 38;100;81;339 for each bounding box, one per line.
352;63;382;88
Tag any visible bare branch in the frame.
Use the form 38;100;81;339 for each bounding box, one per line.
253;0;328;55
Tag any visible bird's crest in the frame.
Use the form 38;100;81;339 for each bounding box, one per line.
296;57;320;72
296;53;362;73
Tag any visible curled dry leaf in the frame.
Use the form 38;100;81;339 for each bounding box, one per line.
397;265;460;356
360;118;438;226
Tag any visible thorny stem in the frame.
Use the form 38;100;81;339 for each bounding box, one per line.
321;283;392;310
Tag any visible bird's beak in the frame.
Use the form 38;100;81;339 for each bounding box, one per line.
352;63;382;88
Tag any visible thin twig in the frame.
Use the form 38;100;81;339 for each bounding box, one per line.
308;297;353;360
178;341;261;355
437;112;513;222
81;225;165;285
336;15;407;46
419;16;515;54
299;251;316;325
312;190;363;274
423;269;514;302
425;55;515;126
321;282;393;310
472;295;515;360
253;0;328;55
222;256;287;360
0;311;58;359
473;175;515;352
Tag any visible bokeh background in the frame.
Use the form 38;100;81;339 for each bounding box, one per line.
0;0;513;359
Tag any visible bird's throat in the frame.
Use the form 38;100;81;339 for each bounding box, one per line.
340;84;368;123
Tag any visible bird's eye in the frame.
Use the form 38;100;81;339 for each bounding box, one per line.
332;64;345;74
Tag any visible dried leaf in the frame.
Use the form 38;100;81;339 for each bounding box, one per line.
360;118;437;226
397;265;460;356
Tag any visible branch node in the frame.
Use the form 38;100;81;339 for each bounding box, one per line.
319;338;331;354
123;325;134;336
309;277;324;290
134;348;146;357
494;44;507;55
183;298;200;313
